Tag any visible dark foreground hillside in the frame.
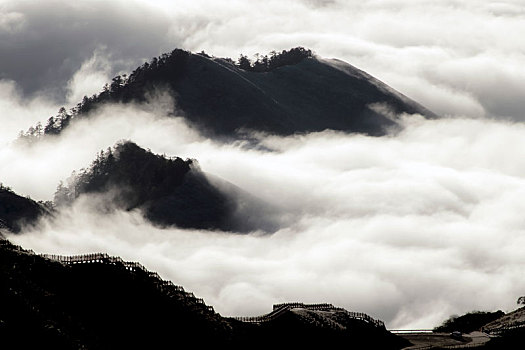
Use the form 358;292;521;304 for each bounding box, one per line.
0;238;230;349
0;237;406;349
231;306;408;349
54;141;276;232
26;47;434;142
403;308;525;349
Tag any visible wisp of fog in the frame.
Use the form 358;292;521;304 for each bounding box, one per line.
3;92;525;329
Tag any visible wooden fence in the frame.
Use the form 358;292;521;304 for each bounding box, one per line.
2;237;386;327
37;247;216;315
234;302;385;328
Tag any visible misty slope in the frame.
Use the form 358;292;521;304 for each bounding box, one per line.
0;186;47;233
55;141;272;232
38;47;434;139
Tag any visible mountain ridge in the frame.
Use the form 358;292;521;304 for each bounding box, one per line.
0;237;406;349
54;141;276;232
20;47;435;143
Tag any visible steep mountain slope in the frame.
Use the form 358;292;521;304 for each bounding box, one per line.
34;48;434;140
0;238;230;349
55;141;276;232
0;238;406;349
0;185;47;233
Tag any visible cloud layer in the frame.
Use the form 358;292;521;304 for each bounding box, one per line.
4;101;525;329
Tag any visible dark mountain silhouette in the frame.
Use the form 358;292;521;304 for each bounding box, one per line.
0;237;407;349
231;303;408;349
0;184;47;233
21;47;434;142
0;238;230;349
55;141;277;232
434;310;505;334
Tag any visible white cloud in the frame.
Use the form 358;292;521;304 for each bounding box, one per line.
0;10;25;32
0;79;59;144
4;104;525;329
0;92;196;200
66;47;114;105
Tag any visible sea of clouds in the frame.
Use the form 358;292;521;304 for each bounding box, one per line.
2;0;525;329
1;94;524;328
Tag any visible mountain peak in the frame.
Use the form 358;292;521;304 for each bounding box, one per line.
19;47;434;143
54;141;274;232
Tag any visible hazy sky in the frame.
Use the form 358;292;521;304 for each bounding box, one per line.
1;0;525;119
2;0;525;330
